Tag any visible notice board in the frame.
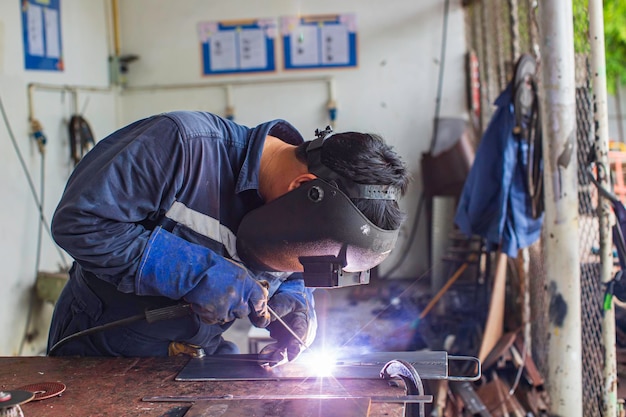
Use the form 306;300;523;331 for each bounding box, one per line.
281;14;357;70
21;0;64;71
197;19;277;75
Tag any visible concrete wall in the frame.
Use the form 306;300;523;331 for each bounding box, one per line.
0;0;469;355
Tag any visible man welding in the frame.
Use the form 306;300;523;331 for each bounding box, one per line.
47;111;409;366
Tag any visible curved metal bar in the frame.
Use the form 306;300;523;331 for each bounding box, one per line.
380;359;426;417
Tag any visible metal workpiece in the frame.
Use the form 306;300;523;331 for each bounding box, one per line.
147;362;435;417
143;394;433;403
176;351;481;382
172;351;480;417
378;356;482;417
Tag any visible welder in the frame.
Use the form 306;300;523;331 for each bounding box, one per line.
47;111;409;365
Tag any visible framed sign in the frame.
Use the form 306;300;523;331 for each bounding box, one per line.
21;0;64;71
281;14;357;70
198;19;277;75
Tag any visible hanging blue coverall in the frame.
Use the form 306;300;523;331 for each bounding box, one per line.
48;111;315;356
455;83;543;257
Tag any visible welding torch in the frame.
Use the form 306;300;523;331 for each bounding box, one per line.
260;305;308;369
267;305;308;349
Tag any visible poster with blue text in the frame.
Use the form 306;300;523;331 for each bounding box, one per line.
281;14;357;70
21;0;64;71
198;19;277;75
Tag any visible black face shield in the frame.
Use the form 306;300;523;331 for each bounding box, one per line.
236;127;401;288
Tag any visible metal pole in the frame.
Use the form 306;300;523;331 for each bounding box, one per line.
537;2;583;416
589;0;618;415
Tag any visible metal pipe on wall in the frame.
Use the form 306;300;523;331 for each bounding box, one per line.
27;76;336;133
589;0;618;415
122;76;336;124
122;75;333;92
27;83;112;124
537;1;583;416
112;0;121;57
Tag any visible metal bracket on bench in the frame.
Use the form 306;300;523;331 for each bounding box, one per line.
447;355;482;381
381;359;427;417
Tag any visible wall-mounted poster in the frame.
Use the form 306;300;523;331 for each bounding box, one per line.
198;19;277;75
21;0;64;71
281;14;357;70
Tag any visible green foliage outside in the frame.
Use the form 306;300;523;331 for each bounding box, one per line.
603;0;626;92
573;0;590;55
574;0;626;93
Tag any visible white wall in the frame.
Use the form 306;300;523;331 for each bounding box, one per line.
0;0;469;355
0;0;116;355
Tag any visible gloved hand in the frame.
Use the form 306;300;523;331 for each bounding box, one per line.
258;277;317;366
137;227;270;326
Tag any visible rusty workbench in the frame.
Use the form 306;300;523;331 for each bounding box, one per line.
0;356;408;416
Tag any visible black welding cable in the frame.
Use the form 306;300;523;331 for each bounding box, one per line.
48;304;192;356
428;0;451;155
48;313;147;356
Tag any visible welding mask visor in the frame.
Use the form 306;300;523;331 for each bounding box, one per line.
236;178;399;275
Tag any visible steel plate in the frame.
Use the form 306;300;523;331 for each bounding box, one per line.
176;351;453;381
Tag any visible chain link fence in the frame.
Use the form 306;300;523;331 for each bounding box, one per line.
576;54;605;417
463;1;608;416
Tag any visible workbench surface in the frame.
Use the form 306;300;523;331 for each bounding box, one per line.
0;356;407;416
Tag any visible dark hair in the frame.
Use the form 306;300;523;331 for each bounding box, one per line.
295;132;410;230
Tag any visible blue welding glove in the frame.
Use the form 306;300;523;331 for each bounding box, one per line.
259;277;317;365
137;227;270;326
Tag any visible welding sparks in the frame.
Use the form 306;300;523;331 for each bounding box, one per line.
298;350;338;377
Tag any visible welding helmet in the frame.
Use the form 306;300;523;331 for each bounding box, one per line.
236;127;401;287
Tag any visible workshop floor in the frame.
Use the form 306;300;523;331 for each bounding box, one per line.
223;278;424;354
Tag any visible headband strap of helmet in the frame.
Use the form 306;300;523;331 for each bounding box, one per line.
305;126;400;201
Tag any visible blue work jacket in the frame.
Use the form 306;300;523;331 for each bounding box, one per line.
455;84;543;257
48;111;304;356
